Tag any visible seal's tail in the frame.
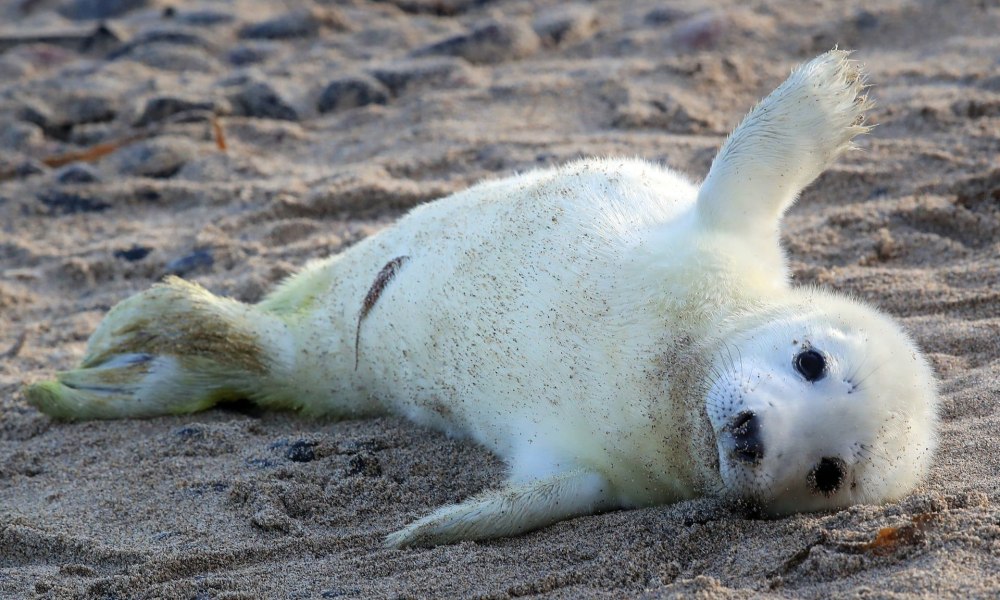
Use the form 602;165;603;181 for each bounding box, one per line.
24;277;299;420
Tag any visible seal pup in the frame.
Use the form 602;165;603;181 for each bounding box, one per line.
25;50;938;548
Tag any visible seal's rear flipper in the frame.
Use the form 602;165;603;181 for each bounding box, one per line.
384;470;615;548
24;277;296;420
696;50;871;233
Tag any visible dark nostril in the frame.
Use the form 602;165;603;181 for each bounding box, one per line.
729;410;764;464
808;457;847;495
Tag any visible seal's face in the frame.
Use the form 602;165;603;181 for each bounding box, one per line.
704;299;938;516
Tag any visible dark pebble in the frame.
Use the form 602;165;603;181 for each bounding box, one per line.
369;57;474;96
17;104;52;129
175;10;235;26
112;138;191;178
181;482;226;496
346;453;382;477
854;9;879;30
118;43;220;73
317;76;389;114
60;0;149;20
285;440;317;463
107;30;213;61
17;103;71;141
644;7;686;26
381;0;478;16
163;249;214;276
227;44;273;66
80;24;124;54
533;5;598;47
37;191;110;215
870;186;890;199
238;8;324;40
414;19;540;64
114;245;152;262
135;96;216;127
55;163;101;184
65;96;118;125
229;81;298;121
15;160;47;178
174;426;203;439
63;94;118;128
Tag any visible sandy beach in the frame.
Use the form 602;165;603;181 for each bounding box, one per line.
2;0;999;597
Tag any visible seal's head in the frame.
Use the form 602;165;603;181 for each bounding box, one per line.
705;293;938;515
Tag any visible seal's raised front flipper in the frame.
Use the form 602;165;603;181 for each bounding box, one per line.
384;470;615;548
696;50;871;234
24;277;302;420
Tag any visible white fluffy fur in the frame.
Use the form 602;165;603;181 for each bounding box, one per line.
26;51;938;548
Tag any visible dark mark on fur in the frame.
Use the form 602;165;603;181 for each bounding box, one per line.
355;256;409;370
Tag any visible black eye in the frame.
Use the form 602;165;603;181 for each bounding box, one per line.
794;349;826;382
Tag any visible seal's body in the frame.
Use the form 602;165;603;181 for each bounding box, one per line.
26;51;939;548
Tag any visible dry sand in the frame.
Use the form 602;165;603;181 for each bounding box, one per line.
1;0;999;597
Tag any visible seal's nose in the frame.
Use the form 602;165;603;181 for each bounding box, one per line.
729;410;764;464
808;457;847;495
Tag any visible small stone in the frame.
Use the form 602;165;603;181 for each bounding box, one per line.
135;96;217;127
239;9;320;39
111;137;195;178
176;10;235;26
317;76;389;114
1;121;43;151
229;81;298;121
285;440;316;463
644;7;686;26
80;24;124;54
114;245;152;262
17;103;53;129
62;93;118;127
116;44;221;73
15;160;47;178
174;426;202;439
227;44;274;66
15;92;117;140
369;57;476;96
107;30;214;61
854;9;879;30
346;453;382;477
533;5;599;47
163;249;214;276
670;12;726;51
60;0;149;20
55;163;101;184
379;0;477;15
37;191;110;215
414;19;540;64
